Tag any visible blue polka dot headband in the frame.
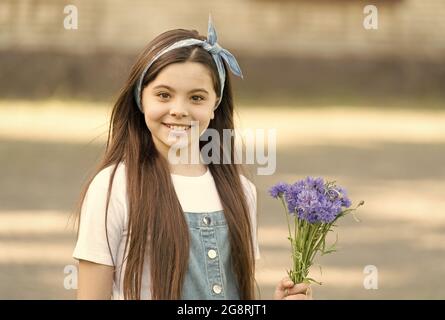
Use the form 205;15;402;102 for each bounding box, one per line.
134;14;244;113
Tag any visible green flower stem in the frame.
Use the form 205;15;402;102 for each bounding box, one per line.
310;226;326;258
309;223;332;262
294;217;307;283
303;223;318;267
279;196;292;243
280;198;362;284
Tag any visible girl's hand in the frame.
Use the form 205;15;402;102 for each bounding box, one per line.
273;277;313;300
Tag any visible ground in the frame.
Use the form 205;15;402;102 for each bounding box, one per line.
0;100;444;299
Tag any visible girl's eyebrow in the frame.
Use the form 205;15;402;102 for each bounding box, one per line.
152;84;209;94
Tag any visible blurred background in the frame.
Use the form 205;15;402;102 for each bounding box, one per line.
0;0;444;299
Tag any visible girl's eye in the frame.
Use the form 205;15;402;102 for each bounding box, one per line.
192;95;205;102
157;92;170;100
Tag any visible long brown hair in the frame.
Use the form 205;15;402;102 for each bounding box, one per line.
75;28;256;299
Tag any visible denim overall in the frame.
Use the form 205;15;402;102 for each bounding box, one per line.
181;210;240;300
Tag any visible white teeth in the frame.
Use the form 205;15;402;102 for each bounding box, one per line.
165;124;190;131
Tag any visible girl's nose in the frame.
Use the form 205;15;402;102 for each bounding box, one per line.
169;105;189;118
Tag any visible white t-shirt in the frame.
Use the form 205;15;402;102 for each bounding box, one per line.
72;162;260;299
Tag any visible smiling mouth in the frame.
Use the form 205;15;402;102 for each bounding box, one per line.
162;123;192;131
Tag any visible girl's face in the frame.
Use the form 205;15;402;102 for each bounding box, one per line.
141;61;218;157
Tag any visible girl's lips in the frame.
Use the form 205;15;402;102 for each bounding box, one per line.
162;123;192;131
162;123;192;135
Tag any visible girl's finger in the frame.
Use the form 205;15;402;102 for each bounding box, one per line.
287;283;310;295
275;277;294;292
305;285;313;299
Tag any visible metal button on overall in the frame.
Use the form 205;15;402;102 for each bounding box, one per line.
212;284;222;294
207;249;217;259
202;216;211;225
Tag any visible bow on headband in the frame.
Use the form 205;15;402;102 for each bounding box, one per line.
134;14;243;112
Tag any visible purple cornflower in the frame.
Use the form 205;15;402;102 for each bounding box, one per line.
268;182;289;199
270;177;353;224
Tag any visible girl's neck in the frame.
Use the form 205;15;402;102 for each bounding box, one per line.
169;163;208;177
156;141;208;177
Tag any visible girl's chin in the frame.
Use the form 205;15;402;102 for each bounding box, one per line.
163;136;193;148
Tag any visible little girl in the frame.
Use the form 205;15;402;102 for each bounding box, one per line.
73;15;311;300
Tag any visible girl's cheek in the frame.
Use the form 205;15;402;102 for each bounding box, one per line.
193;107;213;121
144;104;167;121
198;120;211;135
141;94;165;115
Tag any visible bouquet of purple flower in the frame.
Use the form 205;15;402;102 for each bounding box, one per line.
269;177;364;285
